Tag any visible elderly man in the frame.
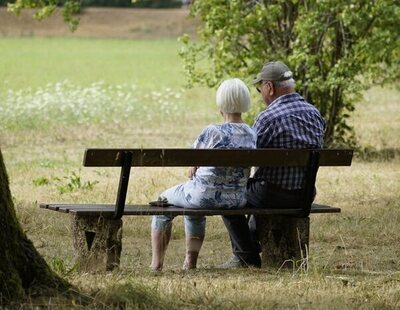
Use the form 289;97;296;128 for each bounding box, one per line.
221;61;326;268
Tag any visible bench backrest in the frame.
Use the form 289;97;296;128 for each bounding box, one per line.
84;148;353;167
83;148;353;219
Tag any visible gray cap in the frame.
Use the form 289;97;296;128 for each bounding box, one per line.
251;61;293;84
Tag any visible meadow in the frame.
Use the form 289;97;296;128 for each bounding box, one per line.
0;37;400;309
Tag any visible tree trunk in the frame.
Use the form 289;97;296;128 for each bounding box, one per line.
0;150;70;303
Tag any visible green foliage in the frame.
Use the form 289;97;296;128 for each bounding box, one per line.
50;257;78;276
6;0;80;31
56;170;99;194
32;176;50;186
32;171;99;193
180;0;400;146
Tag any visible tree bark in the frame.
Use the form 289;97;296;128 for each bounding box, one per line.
0;150;70;303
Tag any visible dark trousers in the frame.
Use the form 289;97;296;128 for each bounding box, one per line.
222;178;304;265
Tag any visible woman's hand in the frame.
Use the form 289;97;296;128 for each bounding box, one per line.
188;166;198;180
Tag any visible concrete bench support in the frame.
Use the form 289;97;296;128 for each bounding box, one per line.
71;214;123;272
255;215;310;269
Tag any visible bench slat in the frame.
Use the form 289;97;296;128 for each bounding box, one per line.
83;148;353;167
40;203;340;217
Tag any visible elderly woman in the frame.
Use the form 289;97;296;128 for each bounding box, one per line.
151;78;256;271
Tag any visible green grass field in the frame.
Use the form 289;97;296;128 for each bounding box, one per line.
1;37;400;308
0;37;187;90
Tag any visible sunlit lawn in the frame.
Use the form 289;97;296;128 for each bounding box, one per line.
1;37;399;308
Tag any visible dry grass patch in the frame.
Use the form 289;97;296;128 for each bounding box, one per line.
0;7;197;39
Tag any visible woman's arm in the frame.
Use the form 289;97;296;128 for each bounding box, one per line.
188;166;198;180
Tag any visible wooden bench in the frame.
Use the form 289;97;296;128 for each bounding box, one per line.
40;148;353;272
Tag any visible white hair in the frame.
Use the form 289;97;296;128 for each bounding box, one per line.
216;78;250;113
274;78;296;89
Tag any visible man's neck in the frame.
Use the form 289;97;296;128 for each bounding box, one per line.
223;113;244;123
274;87;295;100
267;88;296;107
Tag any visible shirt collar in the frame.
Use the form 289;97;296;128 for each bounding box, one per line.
268;92;303;108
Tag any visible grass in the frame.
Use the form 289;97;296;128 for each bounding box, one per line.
1;37;400;308
0;37;187;90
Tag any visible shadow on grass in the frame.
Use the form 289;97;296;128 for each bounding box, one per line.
14;282;177;309
90;282;174;309
355;147;400;162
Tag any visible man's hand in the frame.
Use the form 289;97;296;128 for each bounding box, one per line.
188;166;198;179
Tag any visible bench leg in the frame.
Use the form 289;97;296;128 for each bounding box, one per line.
71;214;123;272
255;215;310;269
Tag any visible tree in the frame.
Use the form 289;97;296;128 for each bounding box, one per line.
180;0;400;146
1;0;80;303
0;150;70;303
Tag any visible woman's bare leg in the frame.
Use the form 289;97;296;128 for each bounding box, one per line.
151;226;172;271
183;235;204;270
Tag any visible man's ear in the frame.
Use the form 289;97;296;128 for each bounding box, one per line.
268;82;274;96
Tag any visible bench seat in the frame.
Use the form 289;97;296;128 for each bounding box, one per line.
40;203;340;216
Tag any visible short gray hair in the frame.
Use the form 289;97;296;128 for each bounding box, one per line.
273;78;296;89
216;78;250;113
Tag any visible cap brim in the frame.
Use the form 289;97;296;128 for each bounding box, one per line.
250;77;262;84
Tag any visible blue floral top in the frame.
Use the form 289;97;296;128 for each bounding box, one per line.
183;123;256;209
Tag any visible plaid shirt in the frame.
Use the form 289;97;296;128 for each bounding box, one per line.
253;93;325;190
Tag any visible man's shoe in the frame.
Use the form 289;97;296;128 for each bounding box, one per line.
219;255;246;269
219;255;262;269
